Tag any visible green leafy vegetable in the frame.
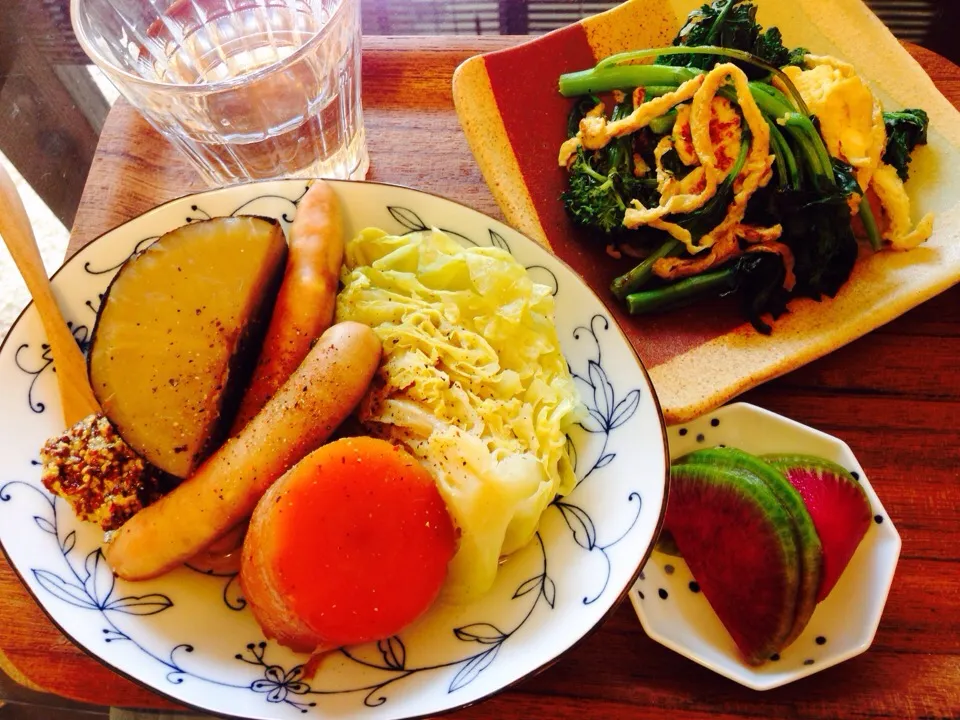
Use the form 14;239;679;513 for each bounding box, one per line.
831;158;861;199
657;0;798;77
786;46;810;68
785;192;859;300
766;119;797;189
746;182;858;301
832;158;882;252
659;147;692;178
734;252;792;333
561;98;657;234
882;108;929;181
561;149;627;234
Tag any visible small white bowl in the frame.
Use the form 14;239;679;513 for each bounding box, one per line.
629;402;901;691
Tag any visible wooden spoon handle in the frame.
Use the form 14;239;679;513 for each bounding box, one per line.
0;163;101;427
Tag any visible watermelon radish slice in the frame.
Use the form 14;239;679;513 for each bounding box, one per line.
666;463;800;666
764;455;872;602
677;447;823;647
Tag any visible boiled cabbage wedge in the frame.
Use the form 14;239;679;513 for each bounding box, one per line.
336;228;583;602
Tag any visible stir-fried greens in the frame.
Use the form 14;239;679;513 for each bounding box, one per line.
558;0;932;333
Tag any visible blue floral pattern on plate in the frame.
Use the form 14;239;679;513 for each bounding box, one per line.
0;180;667;720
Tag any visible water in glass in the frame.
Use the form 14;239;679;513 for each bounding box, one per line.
73;0;368;184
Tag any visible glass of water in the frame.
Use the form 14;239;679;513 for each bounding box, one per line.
71;0;369;185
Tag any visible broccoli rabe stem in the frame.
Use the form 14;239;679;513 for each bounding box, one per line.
755;112;838;195
767;122;788;190
766;119;799;189
748;80;796;113
649;109;678;135
625;267;733;315
580;162;612;185
568;45;810;115
780;115;835;183
643;85;687;98
733;85;790;117
858;196;883;251
559;65;697;97
610;239;683;300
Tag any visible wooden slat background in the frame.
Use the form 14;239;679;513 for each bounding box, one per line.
358;0;941;41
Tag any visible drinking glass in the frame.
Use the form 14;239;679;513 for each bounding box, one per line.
71;0;369;185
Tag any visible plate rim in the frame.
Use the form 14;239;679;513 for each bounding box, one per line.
0;177;672;719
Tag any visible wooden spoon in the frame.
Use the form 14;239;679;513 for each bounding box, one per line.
0;162;101;427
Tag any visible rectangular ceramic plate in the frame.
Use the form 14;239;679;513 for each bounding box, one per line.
452;0;960;423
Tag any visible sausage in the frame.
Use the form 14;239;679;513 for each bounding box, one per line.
232;180;345;431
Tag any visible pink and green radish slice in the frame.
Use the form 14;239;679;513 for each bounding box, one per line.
666;463;800;666
764;454;872;602
677;447;822;647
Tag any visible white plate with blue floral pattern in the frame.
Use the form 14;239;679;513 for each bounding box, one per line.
630;402;900;691
0;179;669;719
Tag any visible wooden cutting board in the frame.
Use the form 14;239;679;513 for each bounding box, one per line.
0;36;958;720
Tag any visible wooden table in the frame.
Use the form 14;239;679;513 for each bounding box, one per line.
2;36;958;719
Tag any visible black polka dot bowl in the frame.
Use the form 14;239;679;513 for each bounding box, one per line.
629;402;901;690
